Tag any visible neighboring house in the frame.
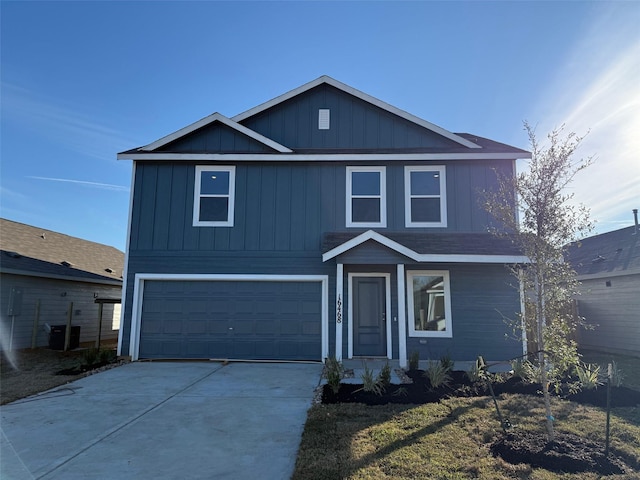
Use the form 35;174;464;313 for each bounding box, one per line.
117;75;530;367
565;215;640;357
0;219;124;350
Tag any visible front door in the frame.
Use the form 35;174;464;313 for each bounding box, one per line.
353;276;386;356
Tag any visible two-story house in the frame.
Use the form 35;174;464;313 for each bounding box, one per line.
117;76;530;368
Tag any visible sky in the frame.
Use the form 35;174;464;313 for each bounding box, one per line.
1;1;639;252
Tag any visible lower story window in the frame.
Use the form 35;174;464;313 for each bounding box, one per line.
407;270;452;337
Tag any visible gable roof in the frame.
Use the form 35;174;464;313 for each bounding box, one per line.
565;225;640;279
118;76;530;161
121;112;293;155
0;218;124;285
322;230;528;264
232;75;480;149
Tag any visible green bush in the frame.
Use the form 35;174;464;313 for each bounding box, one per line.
83;348;100;366
377;361;392;388
408;351;420;370
425;360;451;389
324;357;344;394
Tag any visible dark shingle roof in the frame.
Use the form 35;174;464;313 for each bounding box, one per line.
565;226;640;277
0;219;124;284
322;231;524;257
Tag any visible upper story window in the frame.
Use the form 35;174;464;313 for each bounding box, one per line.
346;166;386;228
404;166;447;227
407;270;452;338
193;166;235;227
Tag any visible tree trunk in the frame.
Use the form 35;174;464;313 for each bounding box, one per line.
537;272;555;441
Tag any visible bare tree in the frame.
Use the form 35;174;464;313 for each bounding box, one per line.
484;122;594;441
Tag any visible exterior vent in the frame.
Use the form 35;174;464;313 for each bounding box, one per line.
105;268;114;274
319;109;330;130
61;261;73;267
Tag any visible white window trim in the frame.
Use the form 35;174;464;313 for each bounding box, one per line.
193;165;235;227
406;270;453;338
404;165;447;228
346;166;387;228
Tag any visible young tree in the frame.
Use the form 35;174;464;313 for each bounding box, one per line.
483;122;594;441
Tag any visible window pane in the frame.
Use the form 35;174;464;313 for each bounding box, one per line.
199;197;229;222
410;171;440;195
411;198;441;223
200;171;230;195
352;198;380;223
412;275;446;331
352;171;380;195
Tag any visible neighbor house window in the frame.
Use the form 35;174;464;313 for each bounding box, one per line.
404;166;447;227
406;270;452;337
346;166;386;227
193;166;235;226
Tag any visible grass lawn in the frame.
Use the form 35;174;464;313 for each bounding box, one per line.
293;394;640;479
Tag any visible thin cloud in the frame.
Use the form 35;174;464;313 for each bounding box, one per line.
2;83;137;162
28;176;129;192
530;21;640;234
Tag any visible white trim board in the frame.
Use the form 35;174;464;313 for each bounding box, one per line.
128;273;329;361
347;272;392;360
322;229;530;264
137;112;292;153
117;152;530;161
232;75;481;149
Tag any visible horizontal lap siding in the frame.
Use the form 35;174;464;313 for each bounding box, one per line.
0;274;121;350
577;275;640;356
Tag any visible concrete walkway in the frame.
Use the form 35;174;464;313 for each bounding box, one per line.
1;361;323;480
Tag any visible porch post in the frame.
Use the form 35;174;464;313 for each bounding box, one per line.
335;263;344;361
397;264;407;368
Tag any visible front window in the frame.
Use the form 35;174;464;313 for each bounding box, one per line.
193;166;235;226
346;166;386;227
407;270;452;337
404;166;447;227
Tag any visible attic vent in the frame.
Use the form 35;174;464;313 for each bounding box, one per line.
318;109;330;130
591;255;605;263
61;261;73;267
105;268;114;274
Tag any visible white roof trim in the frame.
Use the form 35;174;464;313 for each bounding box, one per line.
321;229;530;264
232;75;482;149
138;112;292;153
118;152;530;161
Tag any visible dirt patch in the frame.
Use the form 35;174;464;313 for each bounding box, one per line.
491;431;630;475
1;344;124;405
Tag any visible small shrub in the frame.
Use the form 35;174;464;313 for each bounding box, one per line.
83;348;100;366
392;386;408;397
377;361;392;388
361;362;384;396
466;358;485;383
408;351;420;371
424;360;451;389
440;354;454;373
575;362;602;390
608;360;625;387
324;356;344;394
98;349;116;364
511;359;539;384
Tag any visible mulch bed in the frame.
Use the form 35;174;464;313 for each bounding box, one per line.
321;369;640;475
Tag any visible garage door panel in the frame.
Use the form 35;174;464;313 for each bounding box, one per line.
139;280;322;361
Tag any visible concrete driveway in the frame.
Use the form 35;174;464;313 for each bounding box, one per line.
1;361;323;480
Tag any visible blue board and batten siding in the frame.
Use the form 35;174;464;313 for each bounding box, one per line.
121;160;520;360
119;78;527;362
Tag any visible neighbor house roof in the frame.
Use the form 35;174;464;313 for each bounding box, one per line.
0;218;125;285
565;225;640;279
